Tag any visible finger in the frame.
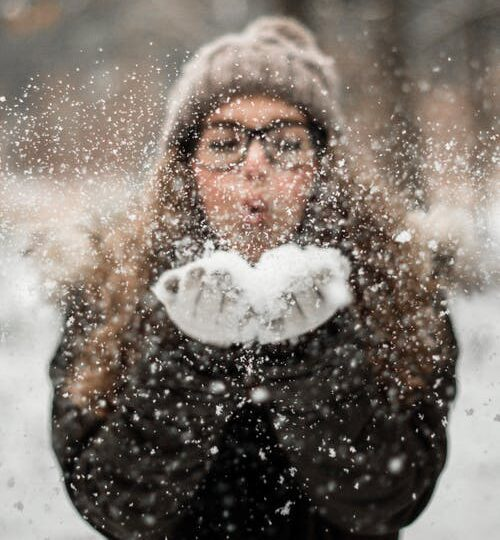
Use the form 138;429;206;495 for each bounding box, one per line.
163;276;179;295
209;269;234;293
185;266;205;289
193;280;208;317
218;285;242;313
311;282;324;303
180;266;208;317
288;292;306;319
237;305;259;343
268;316;285;334
291;286;322;319
239;305;258;326
313;268;334;285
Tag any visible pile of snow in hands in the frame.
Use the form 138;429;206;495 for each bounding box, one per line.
152;243;352;346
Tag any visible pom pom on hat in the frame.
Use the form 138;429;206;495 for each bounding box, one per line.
243;16;319;51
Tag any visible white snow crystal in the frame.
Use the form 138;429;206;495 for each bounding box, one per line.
250;386;271;404
209;380;226;394
395;230;412;243
388;456;404;474
428;239;438;251
275;500;293;516
142;514;156;526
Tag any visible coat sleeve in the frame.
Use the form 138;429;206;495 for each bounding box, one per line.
265;310;458;537
50;291;237;539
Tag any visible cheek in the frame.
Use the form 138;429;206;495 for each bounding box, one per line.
195;172;233;214
271;169;315;211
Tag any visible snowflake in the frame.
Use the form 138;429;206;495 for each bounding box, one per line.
275;500;293;516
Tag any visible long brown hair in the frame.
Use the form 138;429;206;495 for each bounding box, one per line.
60;105;452;415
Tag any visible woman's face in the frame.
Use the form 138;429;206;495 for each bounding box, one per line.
192;95;318;263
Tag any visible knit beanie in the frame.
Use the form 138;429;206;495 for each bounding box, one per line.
161;16;344;158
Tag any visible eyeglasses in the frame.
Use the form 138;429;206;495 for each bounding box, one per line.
194;120;317;171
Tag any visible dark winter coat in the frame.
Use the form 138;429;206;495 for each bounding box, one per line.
50;283;458;540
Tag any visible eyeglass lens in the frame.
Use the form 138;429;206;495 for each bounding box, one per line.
195;123;315;170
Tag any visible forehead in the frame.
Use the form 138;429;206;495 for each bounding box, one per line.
206;95;307;129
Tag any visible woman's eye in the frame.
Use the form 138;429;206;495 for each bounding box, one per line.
209;139;239;152
277;139;302;152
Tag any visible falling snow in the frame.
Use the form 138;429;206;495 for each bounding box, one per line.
275;500;293;516
1;4;498;540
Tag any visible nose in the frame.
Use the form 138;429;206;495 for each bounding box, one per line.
242;138;270;181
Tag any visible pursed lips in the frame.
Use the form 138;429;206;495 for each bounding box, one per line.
242;197;269;225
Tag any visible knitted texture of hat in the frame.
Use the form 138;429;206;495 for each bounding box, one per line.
161;16;343;155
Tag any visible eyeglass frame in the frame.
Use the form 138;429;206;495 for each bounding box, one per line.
191;119;326;171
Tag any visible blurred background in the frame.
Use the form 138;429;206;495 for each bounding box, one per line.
0;1;499;539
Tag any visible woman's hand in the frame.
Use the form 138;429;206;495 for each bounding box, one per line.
152;244;352;346
152;254;257;346
258;267;350;344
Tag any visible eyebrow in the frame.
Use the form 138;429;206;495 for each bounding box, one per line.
205;119;307;130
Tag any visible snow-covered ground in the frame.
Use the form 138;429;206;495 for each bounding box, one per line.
1;240;499;539
0;249;97;540
406;290;500;539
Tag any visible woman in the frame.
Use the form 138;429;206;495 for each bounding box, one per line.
50;17;457;540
